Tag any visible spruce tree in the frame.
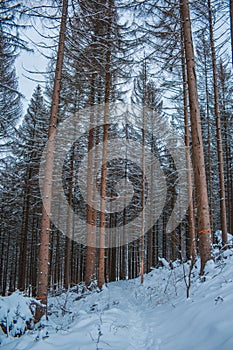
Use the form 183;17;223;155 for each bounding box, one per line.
15;85;48;293
0;31;22;148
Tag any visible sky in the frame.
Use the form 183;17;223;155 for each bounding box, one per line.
15;48;48;113
15;15;55;115
14;3;231;116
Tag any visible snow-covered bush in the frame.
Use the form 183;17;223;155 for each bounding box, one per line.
212;230;233;263
0;292;34;341
214;230;233;248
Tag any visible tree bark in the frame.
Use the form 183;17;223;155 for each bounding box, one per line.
180;0;212;275
208;0;228;246
97;0;113;290
64;148;75;290
85;78;97;287
203;45;214;237
98;107;109;289
35;0;68;322
140;59;147;284
230;0;233;67
180;24;196;264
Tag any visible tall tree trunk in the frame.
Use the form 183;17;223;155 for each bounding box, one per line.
180;0;212;275
140;125;145;284
2;232;10;296
98;100;110;289
35;0;68;322
181;27;196;264
218;62;233;240
120;125;129;281
85;77;97;287
203;49;214;237
140;59;147;284
18;179;30;292
208;0;228;246
97;0;112;289
64;148;75;290
230;0;233;66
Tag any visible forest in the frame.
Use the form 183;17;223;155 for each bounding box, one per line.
0;0;233;348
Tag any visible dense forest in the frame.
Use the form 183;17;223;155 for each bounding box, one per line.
0;0;233;327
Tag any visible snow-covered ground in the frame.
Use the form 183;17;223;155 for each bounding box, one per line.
1;248;233;350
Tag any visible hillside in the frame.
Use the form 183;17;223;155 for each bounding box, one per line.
1;247;233;350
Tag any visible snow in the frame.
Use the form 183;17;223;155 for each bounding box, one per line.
1;249;233;350
0;292;33;339
214;230;233;247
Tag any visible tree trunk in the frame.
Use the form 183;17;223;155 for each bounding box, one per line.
85;78;97;287
35;0;68;322
208;0;228;246
181;24;196;264
140;59;147;284
97;0;112;290
98;107;109;289
18;180;30;292
64;148;75;290
140;126;145;284
203;49;214;237
230;0;233;67
180;0;212;275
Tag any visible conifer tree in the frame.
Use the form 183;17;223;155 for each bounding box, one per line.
35;0;68;322
0;31;22;148
15;85;48;292
180;0;212;274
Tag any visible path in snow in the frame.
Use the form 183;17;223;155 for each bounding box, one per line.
1;251;233;350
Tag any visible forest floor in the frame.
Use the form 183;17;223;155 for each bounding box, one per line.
1;246;233;350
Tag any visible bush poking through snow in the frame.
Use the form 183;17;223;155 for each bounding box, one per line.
214;230;233;248
0;292;34;341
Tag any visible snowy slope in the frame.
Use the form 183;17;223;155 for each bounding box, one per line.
1;250;233;350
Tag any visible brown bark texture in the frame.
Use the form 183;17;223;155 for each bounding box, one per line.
230;0;233;66
97;0;112;290
208;0;228;246
35;0;68;322
180;0;212;275
181;26;196;263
